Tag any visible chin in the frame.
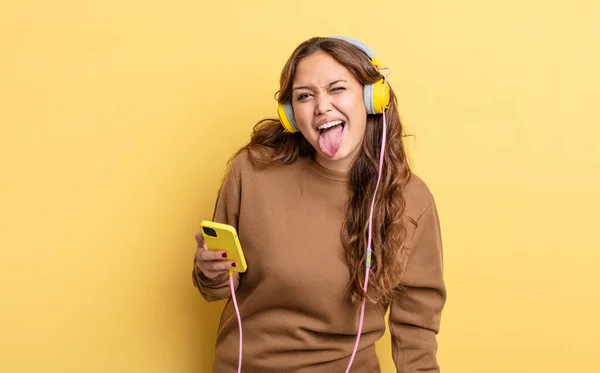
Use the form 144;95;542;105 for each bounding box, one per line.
321;147;354;162
339;142;362;159
330;151;351;161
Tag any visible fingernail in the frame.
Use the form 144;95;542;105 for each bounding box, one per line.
231;262;237;268
221;252;228;258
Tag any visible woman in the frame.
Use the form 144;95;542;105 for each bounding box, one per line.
193;36;446;373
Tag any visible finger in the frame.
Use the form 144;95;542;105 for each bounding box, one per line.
194;245;210;262
202;260;237;273
198;249;229;261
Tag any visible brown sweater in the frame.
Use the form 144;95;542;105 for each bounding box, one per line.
193;149;446;373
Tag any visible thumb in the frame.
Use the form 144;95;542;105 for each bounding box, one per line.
194;231;205;248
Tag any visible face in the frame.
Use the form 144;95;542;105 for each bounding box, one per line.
291;51;367;172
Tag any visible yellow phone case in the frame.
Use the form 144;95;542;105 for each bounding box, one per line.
200;220;247;273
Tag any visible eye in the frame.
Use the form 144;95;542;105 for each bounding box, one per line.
296;93;312;102
331;86;346;93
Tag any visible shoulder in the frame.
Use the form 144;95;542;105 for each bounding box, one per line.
403;172;436;222
228;147;253;173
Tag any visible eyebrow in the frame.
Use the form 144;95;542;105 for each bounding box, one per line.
292;79;347;91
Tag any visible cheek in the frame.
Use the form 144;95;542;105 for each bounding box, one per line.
338;91;366;117
346;97;368;140
292;103;311;125
343;96;367;126
293;104;318;136
339;94;360;110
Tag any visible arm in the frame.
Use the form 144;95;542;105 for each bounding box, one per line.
389;198;447;372
192;162;241;302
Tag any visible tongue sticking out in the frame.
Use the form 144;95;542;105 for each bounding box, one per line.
318;124;344;157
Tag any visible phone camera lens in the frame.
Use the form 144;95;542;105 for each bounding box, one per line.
202;227;217;237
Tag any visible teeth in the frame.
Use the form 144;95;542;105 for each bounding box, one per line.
318;120;343;130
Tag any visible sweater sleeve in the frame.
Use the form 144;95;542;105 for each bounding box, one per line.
192;162;241;302
389;198;447;372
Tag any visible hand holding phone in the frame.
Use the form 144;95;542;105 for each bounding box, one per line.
194;221;247;279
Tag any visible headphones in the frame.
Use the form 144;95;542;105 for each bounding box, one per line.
276;36;391;133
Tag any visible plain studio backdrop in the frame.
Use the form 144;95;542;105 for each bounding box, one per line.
1;1;599;372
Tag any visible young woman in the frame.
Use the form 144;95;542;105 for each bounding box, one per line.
193;36;446;373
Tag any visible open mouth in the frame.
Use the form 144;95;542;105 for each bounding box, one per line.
318;120;345;132
317;120;346;157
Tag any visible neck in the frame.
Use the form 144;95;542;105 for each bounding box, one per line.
315;155;352;173
314;145;361;173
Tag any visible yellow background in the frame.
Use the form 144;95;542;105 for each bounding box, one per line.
1;0;599;372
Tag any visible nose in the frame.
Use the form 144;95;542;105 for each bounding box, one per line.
314;94;333;116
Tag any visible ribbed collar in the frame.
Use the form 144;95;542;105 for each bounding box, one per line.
307;157;349;183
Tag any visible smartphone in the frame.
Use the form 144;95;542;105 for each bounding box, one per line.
200;220;247;273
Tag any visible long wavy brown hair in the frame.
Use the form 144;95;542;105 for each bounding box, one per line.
233;37;412;303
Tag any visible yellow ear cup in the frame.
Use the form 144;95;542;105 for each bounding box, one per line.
371;79;391;114
277;102;299;133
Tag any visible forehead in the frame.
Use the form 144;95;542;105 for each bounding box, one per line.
293;51;355;85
